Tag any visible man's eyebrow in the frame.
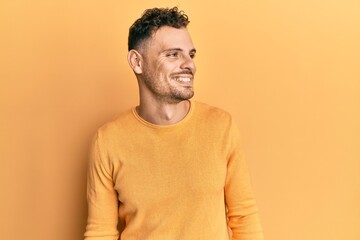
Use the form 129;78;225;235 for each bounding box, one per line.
162;48;197;53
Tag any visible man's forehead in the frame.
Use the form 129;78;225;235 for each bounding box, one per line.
150;26;194;48
153;26;189;36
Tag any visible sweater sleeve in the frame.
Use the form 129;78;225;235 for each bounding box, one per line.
224;119;264;240
84;131;119;240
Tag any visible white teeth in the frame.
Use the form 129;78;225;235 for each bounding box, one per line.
176;77;191;82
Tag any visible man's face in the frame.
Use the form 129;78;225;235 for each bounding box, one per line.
139;26;196;104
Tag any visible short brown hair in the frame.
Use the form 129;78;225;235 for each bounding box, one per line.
128;7;190;51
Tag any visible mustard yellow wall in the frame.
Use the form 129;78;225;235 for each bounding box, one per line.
1;0;359;239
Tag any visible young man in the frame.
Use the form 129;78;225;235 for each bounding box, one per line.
85;7;264;240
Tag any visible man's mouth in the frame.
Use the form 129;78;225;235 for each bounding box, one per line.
175;77;192;82
171;71;194;84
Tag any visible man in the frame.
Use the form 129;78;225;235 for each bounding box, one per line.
84;7;263;240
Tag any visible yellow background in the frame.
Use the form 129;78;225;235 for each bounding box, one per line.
1;0;359;239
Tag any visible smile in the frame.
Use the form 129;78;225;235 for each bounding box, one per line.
175;77;192;82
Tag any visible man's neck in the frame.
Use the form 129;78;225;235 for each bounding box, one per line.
136;100;191;126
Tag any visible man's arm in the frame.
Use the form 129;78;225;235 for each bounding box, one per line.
224;119;264;240
84;131;119;240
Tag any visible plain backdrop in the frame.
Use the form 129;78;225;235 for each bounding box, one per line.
1;0;359;239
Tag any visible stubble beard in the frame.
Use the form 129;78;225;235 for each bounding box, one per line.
142;72;194;104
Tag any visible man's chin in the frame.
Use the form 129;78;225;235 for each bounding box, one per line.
177;91;194;101
167;92;194;104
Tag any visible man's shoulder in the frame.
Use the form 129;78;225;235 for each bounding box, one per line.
194;101;233;121
96;108;135;136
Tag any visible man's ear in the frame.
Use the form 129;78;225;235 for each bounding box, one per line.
127;49;143;74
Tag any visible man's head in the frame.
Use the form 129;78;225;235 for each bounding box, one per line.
128;7;190;51
127;7;196;104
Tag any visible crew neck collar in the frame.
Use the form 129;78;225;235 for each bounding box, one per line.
132;100;195;129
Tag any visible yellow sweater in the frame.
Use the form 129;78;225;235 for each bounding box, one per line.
85;101;263;240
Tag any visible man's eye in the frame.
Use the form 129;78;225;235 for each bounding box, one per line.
167;52;178;57
190;53;196;59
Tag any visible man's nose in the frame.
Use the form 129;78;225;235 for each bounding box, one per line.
180;55;196;72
